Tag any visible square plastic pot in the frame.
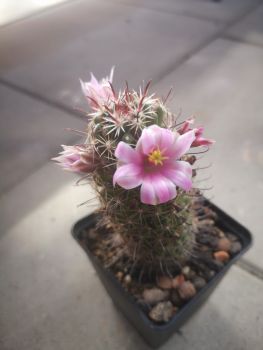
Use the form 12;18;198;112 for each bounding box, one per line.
72;200;252;348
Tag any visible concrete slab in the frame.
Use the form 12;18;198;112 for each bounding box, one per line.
0;165;262;349
113;0;261;23
0;162;93;235
0;84;85;195
0;0;75;27
226;3;263;47
0;0;222;110
154;38;263;270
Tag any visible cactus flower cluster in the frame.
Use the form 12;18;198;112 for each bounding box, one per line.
53;69;214;270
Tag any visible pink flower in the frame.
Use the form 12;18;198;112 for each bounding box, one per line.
178;118;214;147
113;125;195;205
80;67;115;110
52;145;97;173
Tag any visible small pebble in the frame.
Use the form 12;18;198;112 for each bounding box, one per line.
142;288;169;305
170;290;184;307
178;281;196;300
172;274;185;289
208;270;215;279
214;251;230;262
217;238;231;252
218;230;225;238
197;219;215;228
148;301;175;323
204;258;224;272
230;241;242;255
182;266;191;277
200;245;210;252
196;234;218;249
192;276;206;290
227;233;238;242
107;251;114;258
157;276;173;289
87;228;98;240
188;269;197;280
124;274;132;285
94;249;103;258
111;233;124;247
116;271;124;281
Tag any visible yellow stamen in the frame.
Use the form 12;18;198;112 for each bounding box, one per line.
148;148;168;166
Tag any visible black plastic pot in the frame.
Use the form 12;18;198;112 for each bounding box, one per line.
72;201;252;348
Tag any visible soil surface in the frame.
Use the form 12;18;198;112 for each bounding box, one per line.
78;200;243;324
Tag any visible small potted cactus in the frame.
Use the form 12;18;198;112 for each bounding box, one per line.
53;69;252;348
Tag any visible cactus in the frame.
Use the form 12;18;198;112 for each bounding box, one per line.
53;69;214;273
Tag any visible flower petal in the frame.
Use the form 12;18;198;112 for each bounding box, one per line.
140;178;157;205
153;175;177;203
172;160;192;177
178;117;195;134
140;175;177;205
162;161;192;191
113;164;143;189
115;142;142;165
137;127;157;155
173;130;195;159
156;127;176;154
192;137;215;147
137;125;178;156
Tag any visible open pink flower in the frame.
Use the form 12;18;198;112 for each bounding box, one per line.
80;67;115;110
178;118;214;147
52;145;97;173
113;125;195;205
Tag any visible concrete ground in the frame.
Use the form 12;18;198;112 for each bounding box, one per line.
1;0;263;349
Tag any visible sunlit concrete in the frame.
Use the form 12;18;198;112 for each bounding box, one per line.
0;0;75;26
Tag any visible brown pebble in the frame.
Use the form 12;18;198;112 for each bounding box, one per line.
157;276;173;289
142;288;169;305
217;238;231;252
94;249;103;258
148;301;175;323
107;251;114;258
87;228;98;240
197;219;214;228
214;251;230;262
178;281;196;300
116;271;124;281
172;274;185;289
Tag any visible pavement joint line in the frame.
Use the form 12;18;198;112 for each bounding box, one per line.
1;0;262;109
151;0;263;85
237;258;263;281
0;78;86;120
222;34;263;50
106;0;225;26
0;158;77;200
108;0;263;28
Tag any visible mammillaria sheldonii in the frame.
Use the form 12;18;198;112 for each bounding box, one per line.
53;68;214;269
